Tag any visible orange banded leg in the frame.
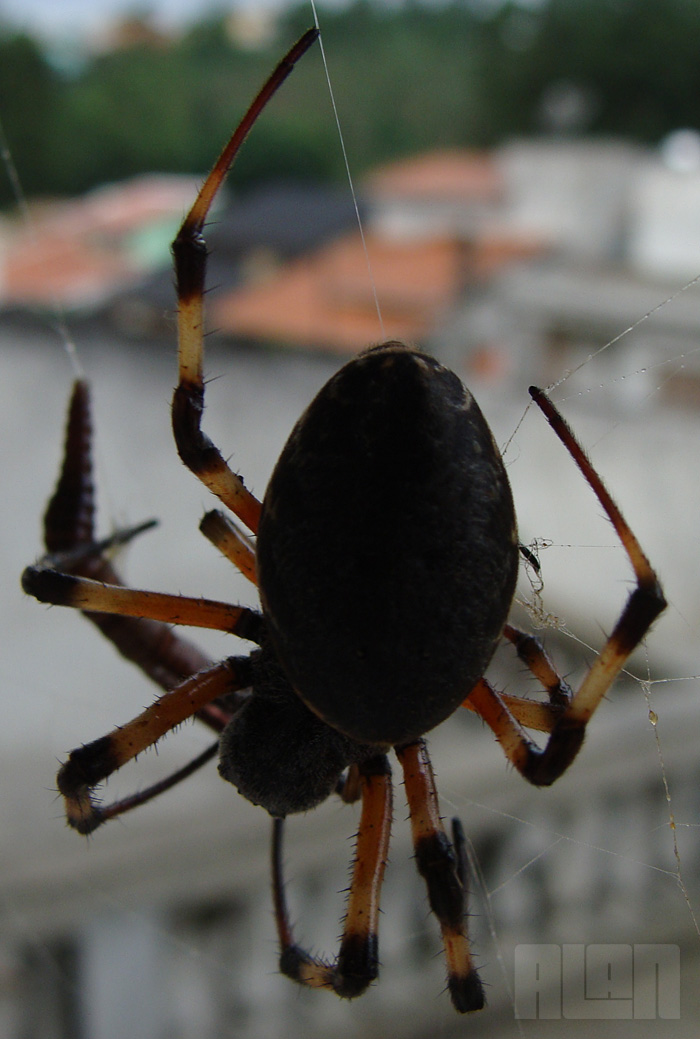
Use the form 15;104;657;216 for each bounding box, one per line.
480;388;668;785
396;739;484;1013
273;754;392;999
57;654;251;834
465;389;666;787
171;29;319;534
22;567;263;644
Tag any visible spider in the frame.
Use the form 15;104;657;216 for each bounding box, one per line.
22;28;666;1014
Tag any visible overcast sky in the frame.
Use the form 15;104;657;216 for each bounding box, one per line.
0;0;276;40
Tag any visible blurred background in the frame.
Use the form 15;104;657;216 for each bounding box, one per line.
2;1;700;1037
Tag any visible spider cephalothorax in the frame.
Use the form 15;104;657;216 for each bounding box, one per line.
218;630;376;817
22;28;665;1013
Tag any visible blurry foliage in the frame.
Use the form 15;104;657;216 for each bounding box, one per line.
1;0;700;207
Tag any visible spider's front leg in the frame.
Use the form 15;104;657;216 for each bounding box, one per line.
23;382;264;652
25;380;218;697
22;380;260;830
171;28;319;534
272;754;393;998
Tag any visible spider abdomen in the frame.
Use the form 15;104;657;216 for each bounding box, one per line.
257;341;519;746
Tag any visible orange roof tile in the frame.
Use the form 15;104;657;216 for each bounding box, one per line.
366;150;503;203
4;232;132;307
2;176;194;309
212;231;471;354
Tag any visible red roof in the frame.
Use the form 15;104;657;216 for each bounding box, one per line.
366;150;503;203
1;176;193;309
212;231;472;354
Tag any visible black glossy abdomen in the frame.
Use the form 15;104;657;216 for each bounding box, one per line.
256;342;518;746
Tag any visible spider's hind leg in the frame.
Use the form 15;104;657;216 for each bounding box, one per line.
396;738;485;1014
272;754;392;999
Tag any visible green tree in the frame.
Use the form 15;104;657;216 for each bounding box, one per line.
0;31;60;205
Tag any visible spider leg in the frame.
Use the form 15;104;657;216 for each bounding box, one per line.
57;654;252;834
462;623;572;732
89;739;221;825
395;739;485;1014
23;382;261;643
171;28;319;534
503;623;573;707
26;380;233;718
468;389;666;787
336;762;363;804
199;509;257;585
273;754;392;999
42;517;159;572
462;679;564;734
23;565;263;643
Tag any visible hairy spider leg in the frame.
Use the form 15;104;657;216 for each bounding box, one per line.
273;755;393;999
171;28;320;535
57;654;253;834
467;388;666;787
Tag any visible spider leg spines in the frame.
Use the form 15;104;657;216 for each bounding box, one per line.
503;624;572;707
172;232;207;313
278;944;334;990
171;376;263;534
333;933;380;998
413;830;465;927
57;736;117;834
448;970;487;1015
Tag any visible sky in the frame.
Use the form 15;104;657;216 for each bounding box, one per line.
0;0;281;40
0;0;502;44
